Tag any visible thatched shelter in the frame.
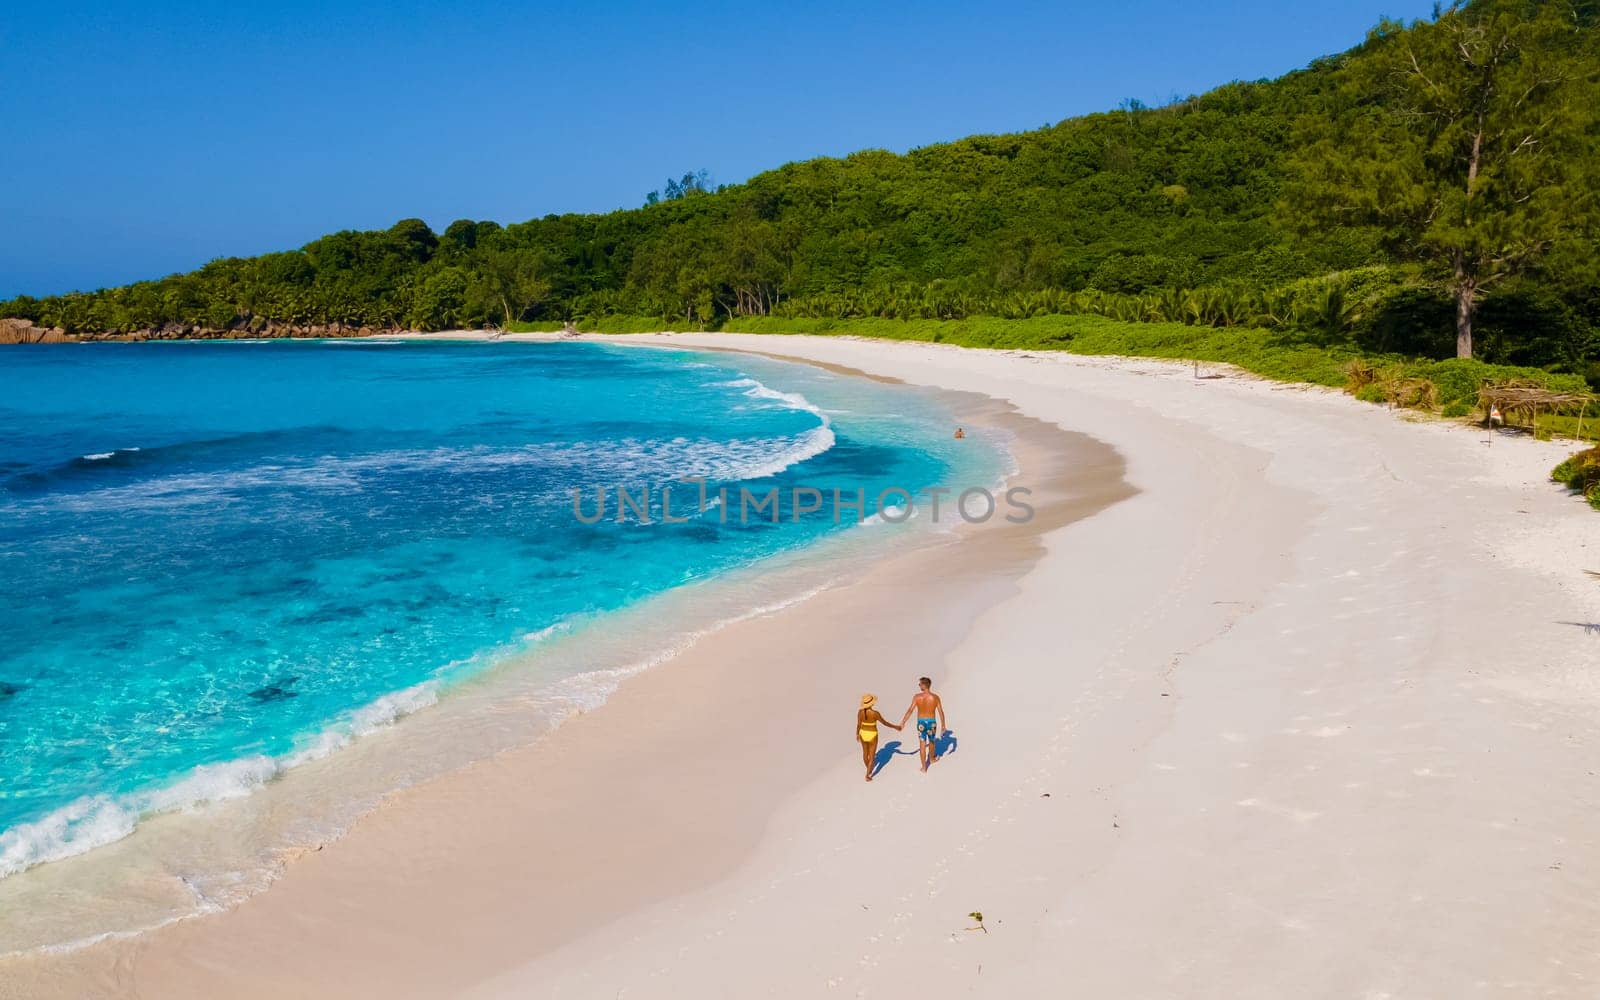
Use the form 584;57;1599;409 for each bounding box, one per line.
1477;380;1597;438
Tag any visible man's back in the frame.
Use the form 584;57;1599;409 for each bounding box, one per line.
901;679;946;771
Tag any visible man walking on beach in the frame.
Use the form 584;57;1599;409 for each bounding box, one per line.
899;677;946;772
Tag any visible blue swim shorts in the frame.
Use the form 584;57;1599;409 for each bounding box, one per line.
916;717;938;742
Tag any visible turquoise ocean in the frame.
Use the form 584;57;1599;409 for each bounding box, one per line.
0;339;1002;946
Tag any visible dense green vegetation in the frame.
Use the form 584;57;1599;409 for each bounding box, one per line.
1552;446;1600;507
5;0;1598;393
1290;0;1600;359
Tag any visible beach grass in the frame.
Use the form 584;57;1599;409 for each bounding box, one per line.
1552;446;1600;509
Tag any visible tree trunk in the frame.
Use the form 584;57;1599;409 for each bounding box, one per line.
1456;121;1483;360
1454;268;1475;359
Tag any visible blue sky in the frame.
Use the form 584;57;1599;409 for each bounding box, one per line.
2;1;1438;298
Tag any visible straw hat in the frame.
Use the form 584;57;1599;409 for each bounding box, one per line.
860;693;877;708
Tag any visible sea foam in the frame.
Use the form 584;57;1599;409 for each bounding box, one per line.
0;682;441;880
6;376;836;516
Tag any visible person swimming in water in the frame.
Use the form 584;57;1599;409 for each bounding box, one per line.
856;693;902;781
953;427;966;439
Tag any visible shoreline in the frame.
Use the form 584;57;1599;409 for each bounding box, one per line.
7;332;1600;998
0;340;1019;957
0;339;1118;987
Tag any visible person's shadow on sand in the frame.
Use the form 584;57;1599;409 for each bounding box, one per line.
870;740;910;778
869;731;958;778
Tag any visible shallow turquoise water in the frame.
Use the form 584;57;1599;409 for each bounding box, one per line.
0;339;995;876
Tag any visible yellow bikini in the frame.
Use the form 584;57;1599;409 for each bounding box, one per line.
858;711;879;742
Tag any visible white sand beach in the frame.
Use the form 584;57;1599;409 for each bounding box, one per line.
6;332;1599;999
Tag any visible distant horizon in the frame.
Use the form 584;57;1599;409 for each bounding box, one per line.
2;0;1438;300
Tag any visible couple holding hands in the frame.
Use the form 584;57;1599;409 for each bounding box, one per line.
856;676;947;781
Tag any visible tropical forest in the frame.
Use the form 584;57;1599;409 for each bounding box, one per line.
5;0;1599;418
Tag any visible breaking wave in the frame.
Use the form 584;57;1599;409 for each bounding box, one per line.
0;681;441;880
3;376;836;513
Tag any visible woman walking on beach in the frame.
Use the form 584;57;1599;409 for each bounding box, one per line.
856;694;901;781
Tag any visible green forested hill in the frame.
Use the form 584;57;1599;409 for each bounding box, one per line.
5;0;1597;382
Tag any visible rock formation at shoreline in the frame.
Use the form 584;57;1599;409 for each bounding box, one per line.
0;317;71;344
0;317;397;344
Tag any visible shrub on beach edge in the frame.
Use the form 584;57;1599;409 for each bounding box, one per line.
1552;447;1600;510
